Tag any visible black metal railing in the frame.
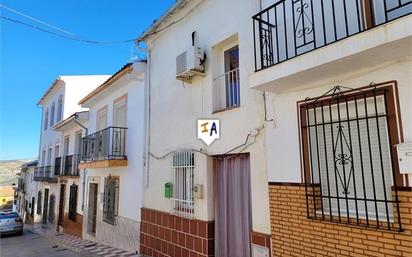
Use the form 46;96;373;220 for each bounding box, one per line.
17;178;25;193
34;166;58;183
81;127;127;162
54;157;62;175
63;155;73;176
253;0;412;71
299;85;401;231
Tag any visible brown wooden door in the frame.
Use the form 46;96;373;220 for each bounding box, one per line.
58;184;66;227
87;183;98;235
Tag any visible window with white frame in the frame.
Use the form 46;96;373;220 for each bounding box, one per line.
103;176;119;225
213;45;240;112
172;151;194;218
50;102;55;126
44;108;49;130
57;95;63;122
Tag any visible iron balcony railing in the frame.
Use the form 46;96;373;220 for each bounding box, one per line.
81;126;127;162
253;0;412;71
213;68;240;112
17;178;25;193
61;154;80;176
34;166;57;183
54;157;62;176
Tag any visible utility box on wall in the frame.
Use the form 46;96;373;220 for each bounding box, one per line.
164;182;173;198
396;142;412;174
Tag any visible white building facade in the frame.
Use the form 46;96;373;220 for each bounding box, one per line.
34;75;109;231
138;1;272;256
78;62;147;253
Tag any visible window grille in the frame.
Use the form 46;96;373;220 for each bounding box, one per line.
37;191;42;215
68;184;78;221
299;85;402;230
48;194;55;223
171;151;195;219
103;176;119;225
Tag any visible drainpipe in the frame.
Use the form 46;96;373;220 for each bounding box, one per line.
73;113;88;212
74;113;88;135
144;49;151;189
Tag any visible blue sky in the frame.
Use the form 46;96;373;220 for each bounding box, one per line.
0;0;174;160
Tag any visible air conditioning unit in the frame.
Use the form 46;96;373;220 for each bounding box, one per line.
176;46;205;83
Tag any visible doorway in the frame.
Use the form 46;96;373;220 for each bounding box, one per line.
42;188;49;224
58;184;66;228
214;154;252;257
87;183;98;235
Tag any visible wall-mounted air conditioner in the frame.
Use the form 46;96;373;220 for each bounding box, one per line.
176;46;206;83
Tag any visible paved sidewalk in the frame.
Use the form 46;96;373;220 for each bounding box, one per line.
26;224;144;257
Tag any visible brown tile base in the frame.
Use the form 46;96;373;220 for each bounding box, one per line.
63;213;83;238
140;208;214;257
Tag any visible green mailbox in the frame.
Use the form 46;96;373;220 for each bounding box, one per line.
164;182;173;198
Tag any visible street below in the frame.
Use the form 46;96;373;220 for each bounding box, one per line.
0;228;81;257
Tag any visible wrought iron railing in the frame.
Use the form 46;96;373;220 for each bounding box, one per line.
253;0;412;71
213;68;240;112
34;166;57;182
54;157;62;175
63;155;73;176
81;127;127;162
299;85;402;231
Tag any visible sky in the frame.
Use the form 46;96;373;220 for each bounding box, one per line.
0;0;175;160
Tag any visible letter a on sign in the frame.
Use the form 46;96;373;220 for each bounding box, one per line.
197;119;220;146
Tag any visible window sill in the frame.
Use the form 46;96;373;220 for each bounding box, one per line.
212;105;240;114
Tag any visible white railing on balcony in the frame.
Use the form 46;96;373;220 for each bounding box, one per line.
213;68;240;112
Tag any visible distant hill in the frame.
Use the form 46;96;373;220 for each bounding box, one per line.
0;159;35;187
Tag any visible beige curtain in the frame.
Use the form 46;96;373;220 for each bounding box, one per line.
215;154;252;257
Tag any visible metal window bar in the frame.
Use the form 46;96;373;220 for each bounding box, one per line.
213;68;240;112
103;177;119;225
300;86;402;231
171;151;195;219
81;127;127;162
253;0;412;71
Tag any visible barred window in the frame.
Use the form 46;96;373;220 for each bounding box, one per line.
37;191;42;215
103;176;119;225
68;184;78;221
172;151;194;219
299;85;402;230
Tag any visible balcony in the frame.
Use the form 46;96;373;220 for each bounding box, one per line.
213;68;240;112
250;0;412;91
62;155;80;176
34;166;58;183
79;126;128;169
17;178;25;193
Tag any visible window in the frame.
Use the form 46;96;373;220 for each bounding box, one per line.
299;84;402;230
97;107;108;131
36;191;42;215
48;194;55;222
44;108;49;130
172;151;194;218
103;176;119;225
68;184;78;221
57;95;63;122
50;102;55;126
113;96;127;128
213;45;240;112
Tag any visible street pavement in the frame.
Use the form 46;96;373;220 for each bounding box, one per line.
0;229;81;257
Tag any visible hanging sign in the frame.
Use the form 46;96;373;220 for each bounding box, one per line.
197;119;220;146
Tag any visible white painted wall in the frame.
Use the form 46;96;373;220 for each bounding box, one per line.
83;64;146;223
264;58;412;187
144;0;271;234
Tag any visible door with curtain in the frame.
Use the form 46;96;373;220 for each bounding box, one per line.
215;154;252;257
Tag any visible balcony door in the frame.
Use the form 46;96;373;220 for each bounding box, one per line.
96;108;108;159
224;45;240;108
113;97;127;157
